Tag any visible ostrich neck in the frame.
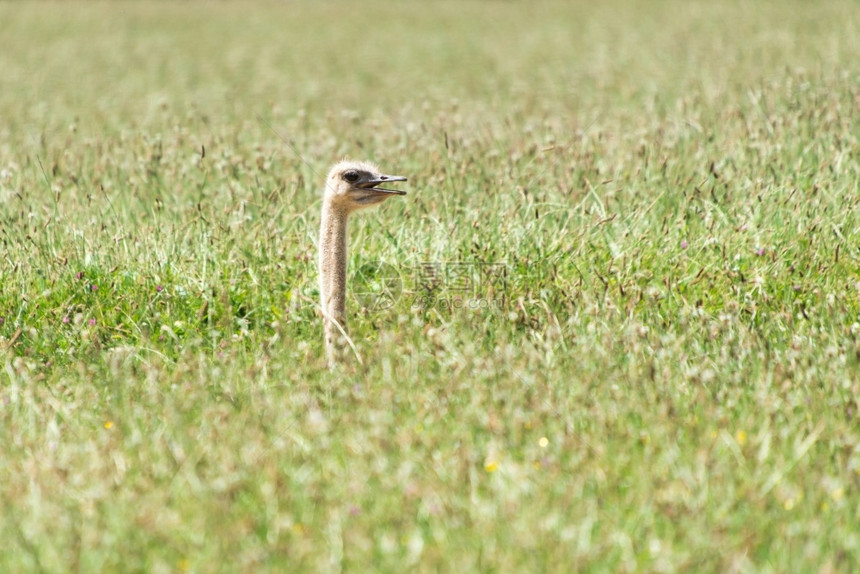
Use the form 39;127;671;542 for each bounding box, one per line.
319;202;350;342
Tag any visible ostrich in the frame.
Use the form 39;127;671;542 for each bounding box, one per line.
318;160;407;365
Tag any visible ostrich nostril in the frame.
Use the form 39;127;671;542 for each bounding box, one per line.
380;175;388;180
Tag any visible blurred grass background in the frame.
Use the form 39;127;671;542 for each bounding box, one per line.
1;0;859;572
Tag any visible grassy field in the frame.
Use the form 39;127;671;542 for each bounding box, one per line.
2;0;860;571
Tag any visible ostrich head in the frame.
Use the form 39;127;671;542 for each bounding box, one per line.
323;160;407;212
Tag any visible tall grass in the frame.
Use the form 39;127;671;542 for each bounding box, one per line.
1;0;859;571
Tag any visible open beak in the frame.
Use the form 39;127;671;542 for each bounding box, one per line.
361;174;408;195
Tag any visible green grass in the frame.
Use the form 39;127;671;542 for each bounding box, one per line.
2;0;860;571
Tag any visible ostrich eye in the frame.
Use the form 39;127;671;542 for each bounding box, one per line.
343;170;360;183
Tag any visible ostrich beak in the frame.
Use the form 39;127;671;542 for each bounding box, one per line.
361;174;408;195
